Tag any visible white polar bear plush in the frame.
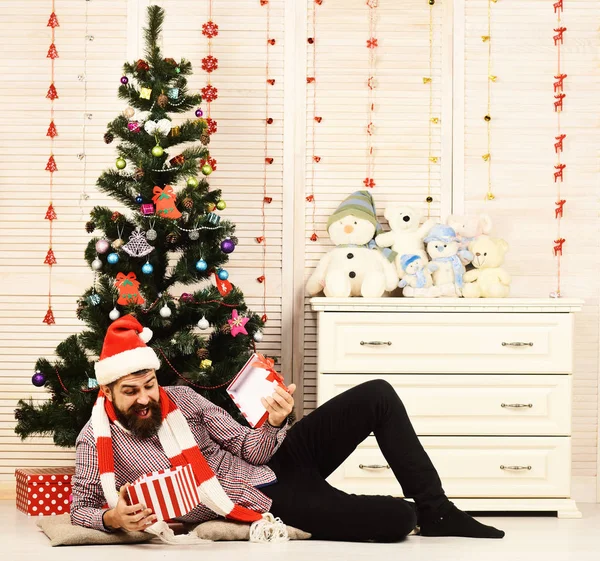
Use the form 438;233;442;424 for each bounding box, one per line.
446;213;493;251
306;191;399;298
375;205;435;274
424;224;473;297
397;254;441;298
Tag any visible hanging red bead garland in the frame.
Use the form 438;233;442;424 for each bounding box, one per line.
256;0;274;325
307;0;321;242
364;0;378;190
551;0;567;298
44;1;59;326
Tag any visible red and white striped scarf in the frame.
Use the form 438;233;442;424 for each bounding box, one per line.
91;386;285;544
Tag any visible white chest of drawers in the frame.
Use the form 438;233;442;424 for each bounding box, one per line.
310;297;583;518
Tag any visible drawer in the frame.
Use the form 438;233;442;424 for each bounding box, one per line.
318;312;573;374
327;436;571;498
318;374;571;436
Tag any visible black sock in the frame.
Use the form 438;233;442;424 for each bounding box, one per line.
419;504;505;539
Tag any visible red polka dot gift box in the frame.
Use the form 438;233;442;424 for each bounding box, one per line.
15;467;75;516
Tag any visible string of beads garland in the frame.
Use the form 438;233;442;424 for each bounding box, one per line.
424;0;438;216
482;0;497;201
364;0;378;190
257;0;274;324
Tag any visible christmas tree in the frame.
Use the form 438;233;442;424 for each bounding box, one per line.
14;5;265;448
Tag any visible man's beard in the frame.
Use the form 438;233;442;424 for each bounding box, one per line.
114;399;162;439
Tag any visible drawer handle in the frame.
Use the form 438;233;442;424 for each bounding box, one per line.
501;403;533;409
360;341;392;346
359;464;391;470
502;342;534;347
500;465;532;471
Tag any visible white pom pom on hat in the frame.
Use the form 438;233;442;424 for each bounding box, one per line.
139;327;153;343
94;314;160;386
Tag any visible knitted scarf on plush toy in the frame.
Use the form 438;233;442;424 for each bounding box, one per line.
435;255;465;288
91;386;288;544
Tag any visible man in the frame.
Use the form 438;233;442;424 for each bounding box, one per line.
72;315;504;542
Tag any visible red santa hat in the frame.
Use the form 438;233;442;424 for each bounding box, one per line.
94;314;160;386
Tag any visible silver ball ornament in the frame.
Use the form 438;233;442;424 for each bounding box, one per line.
146;228;158;241
91;258;103;271
109;308;120;321
197;316;210;330
253;331;264;343
189;230;200;241
159;304;172;318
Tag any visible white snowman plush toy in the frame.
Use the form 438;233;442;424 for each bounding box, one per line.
306;191;399;298
424;224;473;297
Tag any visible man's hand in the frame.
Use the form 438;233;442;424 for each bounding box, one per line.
261;383;296;428
103;483;157;532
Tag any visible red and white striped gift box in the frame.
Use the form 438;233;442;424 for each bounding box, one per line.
127;464;199;522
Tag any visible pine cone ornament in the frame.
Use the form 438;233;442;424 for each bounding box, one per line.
104;132;114;144
134;168;145;181
221;323;231;334
196;348;209;359
157;93;168;108
182;197;193;209
85;221;96;233
200;134;210;145
166;232;179;244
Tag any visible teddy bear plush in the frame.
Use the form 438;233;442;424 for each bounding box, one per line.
424;224;473;297
306;191;399;298
375;205;435;274
397;254;441;298
446;213;493;251
462;236;511;298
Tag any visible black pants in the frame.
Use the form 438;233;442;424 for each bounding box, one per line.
262;379;450;542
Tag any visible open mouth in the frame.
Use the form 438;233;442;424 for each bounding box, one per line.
135;407;150;418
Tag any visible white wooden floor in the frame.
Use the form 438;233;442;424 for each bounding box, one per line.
3;501;600;561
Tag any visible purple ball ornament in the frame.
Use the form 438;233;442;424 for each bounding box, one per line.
95;239;110;254
120;76;129;85
220;238;235;254
195;109;204;118
32;371;46;387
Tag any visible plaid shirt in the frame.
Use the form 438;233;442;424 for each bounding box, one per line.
71;386;288;532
